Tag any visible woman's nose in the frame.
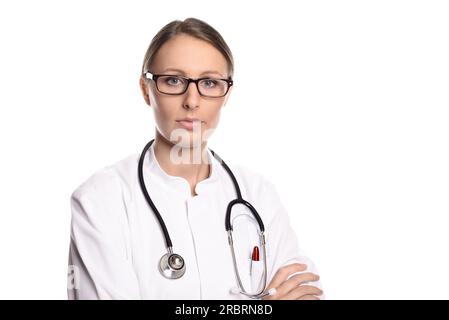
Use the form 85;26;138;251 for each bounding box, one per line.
183;82;201;109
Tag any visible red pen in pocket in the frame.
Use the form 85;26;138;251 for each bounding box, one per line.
250;246;259;275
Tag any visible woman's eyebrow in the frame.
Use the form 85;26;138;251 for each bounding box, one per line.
163;68;225;77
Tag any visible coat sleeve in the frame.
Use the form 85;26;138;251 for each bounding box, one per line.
67;169;141;300
261;180;325;298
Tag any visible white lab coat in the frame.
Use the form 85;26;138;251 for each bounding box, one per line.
67;142;323;299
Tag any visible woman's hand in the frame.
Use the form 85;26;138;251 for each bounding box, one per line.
262;263;323;300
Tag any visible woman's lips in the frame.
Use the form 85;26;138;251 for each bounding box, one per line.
175;120;202;131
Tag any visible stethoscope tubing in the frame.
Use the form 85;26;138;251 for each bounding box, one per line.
138;138;268;298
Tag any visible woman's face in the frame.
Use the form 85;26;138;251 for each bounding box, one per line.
140;34;232;148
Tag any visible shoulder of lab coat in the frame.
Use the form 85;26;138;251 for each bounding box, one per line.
68;159;141;300
229;164;325;298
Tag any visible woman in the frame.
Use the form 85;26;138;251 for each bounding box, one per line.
67;17;324;300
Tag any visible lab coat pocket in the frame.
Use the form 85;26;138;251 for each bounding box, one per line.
248;258;265;294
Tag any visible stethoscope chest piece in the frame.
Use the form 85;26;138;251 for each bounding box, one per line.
159;252;186;279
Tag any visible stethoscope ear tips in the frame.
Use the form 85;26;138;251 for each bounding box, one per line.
159;252;186;279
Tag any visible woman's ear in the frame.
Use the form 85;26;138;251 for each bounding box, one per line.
139;77;151;106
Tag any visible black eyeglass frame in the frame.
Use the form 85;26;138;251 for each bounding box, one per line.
143;71;233;98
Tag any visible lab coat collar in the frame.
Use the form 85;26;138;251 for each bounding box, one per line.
145;141;220;198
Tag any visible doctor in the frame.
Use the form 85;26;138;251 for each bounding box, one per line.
67;17;324;300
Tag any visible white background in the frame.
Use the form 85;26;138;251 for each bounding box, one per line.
0;0;448;299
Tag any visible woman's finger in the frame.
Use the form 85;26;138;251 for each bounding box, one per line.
297;294;320;301
265;263;307;291
276;272;320;297
283;285;323;300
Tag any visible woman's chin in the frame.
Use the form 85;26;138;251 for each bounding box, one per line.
169;130;205;149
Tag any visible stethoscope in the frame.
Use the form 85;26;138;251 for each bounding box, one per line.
137;139;272;299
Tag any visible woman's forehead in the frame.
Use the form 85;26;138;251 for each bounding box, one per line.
159;67;226;78
152;35;229;77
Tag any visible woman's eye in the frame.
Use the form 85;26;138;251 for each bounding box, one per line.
202;79;217;88
166;77;182;86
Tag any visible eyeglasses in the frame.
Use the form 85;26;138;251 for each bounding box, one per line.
143;71;233;98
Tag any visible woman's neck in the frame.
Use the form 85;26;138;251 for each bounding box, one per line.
153;131;211;196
